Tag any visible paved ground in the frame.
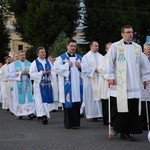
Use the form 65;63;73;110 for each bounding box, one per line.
0;107;149;150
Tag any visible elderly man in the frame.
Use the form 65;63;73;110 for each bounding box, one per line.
140;42;150;130
9;51;35;119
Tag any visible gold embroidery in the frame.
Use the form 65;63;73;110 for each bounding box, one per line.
89;62;95;68
118;47;125;53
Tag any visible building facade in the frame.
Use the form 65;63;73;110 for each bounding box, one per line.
5;14;30;54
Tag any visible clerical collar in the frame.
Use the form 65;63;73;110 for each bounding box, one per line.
67;52;75;57
38;57;45;61
124;41;132;45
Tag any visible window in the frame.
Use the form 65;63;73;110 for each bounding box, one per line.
18;45;23;51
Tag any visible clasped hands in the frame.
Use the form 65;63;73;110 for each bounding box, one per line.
42;71;51;76
68;60;81;68
21;70;29;75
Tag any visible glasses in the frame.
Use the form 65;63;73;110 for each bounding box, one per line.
123;31;134;34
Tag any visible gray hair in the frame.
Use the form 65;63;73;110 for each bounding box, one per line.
143;42;150;49
18;50;26;54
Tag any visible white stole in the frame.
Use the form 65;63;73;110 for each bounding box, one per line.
89;52;101;101
116;40;140;112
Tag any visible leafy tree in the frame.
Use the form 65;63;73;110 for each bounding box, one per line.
0;0;10;62
8;0;29;36
9;0;79;50
26;46;37;62
49;32;69;57
135;0;150;45
84;0;138;54
0;0;10;21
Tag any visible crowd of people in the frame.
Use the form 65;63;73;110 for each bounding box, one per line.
0;25;150;141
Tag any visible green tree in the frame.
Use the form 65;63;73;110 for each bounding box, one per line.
49;32;69;57
0;15;10;62
135;0;150;45
84;0;138;54
0;0;10;21
9;0;79;58
26;46;37;62
8;0;29;36
0;0;10;62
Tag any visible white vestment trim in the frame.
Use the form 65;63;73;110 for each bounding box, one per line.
116;40;140;112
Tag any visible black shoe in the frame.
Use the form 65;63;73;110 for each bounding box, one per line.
65;126;71;129
71;126;78;129
42;116;48;125
18;116;23;120
51;110;58;112
28;114;36;120
80;113;84;118
11;112;14;115
120;133;136;141
37;117;42;121
92;118;98;122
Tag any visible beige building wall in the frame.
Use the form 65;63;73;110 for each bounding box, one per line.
5;14;31;55
9;32;30;53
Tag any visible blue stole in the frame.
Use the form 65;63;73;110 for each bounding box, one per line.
60;53;83;108
14;60;33;104
35;59;53;104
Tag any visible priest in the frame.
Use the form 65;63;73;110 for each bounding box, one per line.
140;42;150;130
54;39;82;129
9;51;35;119
0;62;3;106
105;25;150;141
81;41;103;121
29;47;53;125
5;53;19;114
48;56;59;112
1;56;11;110
100;42;112;125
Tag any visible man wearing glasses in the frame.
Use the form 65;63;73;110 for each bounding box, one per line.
105;25;150;141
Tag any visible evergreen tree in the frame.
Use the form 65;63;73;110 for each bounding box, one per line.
84;0;138;54
135;0;150;45
49;32;69;57
9;0;79;50
0;0;10;62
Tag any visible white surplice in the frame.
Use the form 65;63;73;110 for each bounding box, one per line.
0;67;3;104
9;61;35;116
105;40;150;100
81;51;103;119
48;61;59;111
5;63;15;113
54;55;81;104
98;54;109;100
140;53;150;101
1;64;9;110
0;81;2;104
29;58;54;118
